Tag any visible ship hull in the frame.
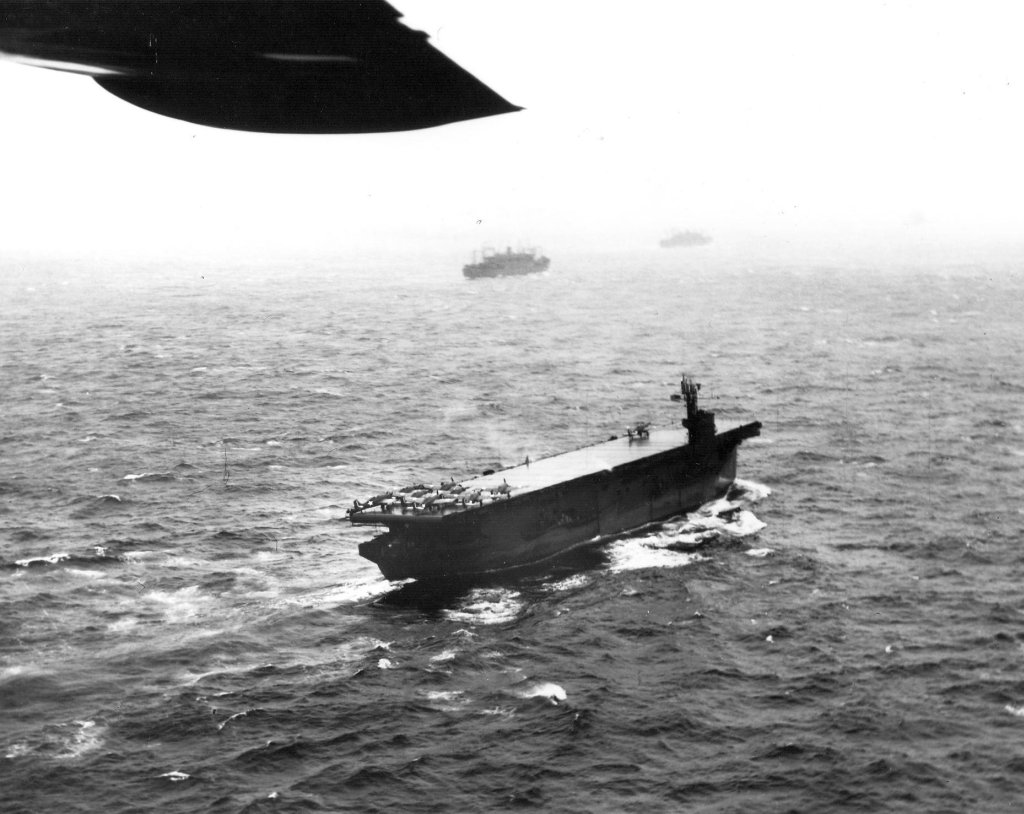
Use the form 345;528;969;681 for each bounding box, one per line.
358;428;749;581
462;257;550;279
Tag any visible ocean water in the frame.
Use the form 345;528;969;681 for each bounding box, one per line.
2;248;1023;813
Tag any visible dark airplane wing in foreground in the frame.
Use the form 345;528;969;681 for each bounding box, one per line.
0;1;521;133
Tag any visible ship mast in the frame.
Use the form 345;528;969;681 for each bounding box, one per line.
677;376;716;443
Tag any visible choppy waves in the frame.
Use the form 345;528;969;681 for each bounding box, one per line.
3;257;1023;812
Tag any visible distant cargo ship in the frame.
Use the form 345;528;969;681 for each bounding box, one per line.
463;246;550;279
349;378;761;581
659;230;712;248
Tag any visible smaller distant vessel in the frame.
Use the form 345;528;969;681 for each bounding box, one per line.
463;246;550;279
659;230;712;248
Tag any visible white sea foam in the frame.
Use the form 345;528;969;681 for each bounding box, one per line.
544;574;591;593
55;720;104;760
606;539;706;573
733;478;773;502
106;616;139;633
15;552;71;567
5;742;32;759
721;510;767;537
143;585;210;623
443;588;524;625
481;706;516;719
277;576;396;607
217;709;254;731
424;690;468;712
430;649;458;664
159;771;191;782
517;682;567;705
0;664;34;682
603;479;768;571
121;549;161;562
65;568;105;580
1005;704;1024;718
746;547;775;558
426;690;464;702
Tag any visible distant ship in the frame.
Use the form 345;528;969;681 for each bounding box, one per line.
463;246;550;279
659;230;712;248
349;377;761;581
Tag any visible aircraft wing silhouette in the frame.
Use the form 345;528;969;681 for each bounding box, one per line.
0;1;521;133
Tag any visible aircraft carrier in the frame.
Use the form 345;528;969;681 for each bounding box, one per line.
349;378;761;581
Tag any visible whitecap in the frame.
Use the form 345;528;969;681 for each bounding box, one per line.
159;771;191;782
732;478;773;502
543;574;591;593
745;547;775;558
121;550;160;562
15;552;70;567
682;508;765;539
424;690;467;712
0;664;35;682
5;742;31;759
443;588;524;625
1005;704;1024;718
143;585;209;623
277;575;396;607
55;720;104;760
517;682;567;705
121;472;174;482
430;649;458;664
481;706;516;719
377;658;396;670
721;510;767;537
216;709;254;731
65;568;104;580
426;690;464;702
106;617;139;634
606;538;706;573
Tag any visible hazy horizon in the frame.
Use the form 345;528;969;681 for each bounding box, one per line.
2;1;1023;263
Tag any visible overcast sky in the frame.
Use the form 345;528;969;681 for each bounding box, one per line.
2;0;1022;262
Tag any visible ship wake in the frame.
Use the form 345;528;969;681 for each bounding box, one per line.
605;479;771;573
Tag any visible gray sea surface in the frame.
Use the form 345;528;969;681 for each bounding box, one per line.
2;249;1023;812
